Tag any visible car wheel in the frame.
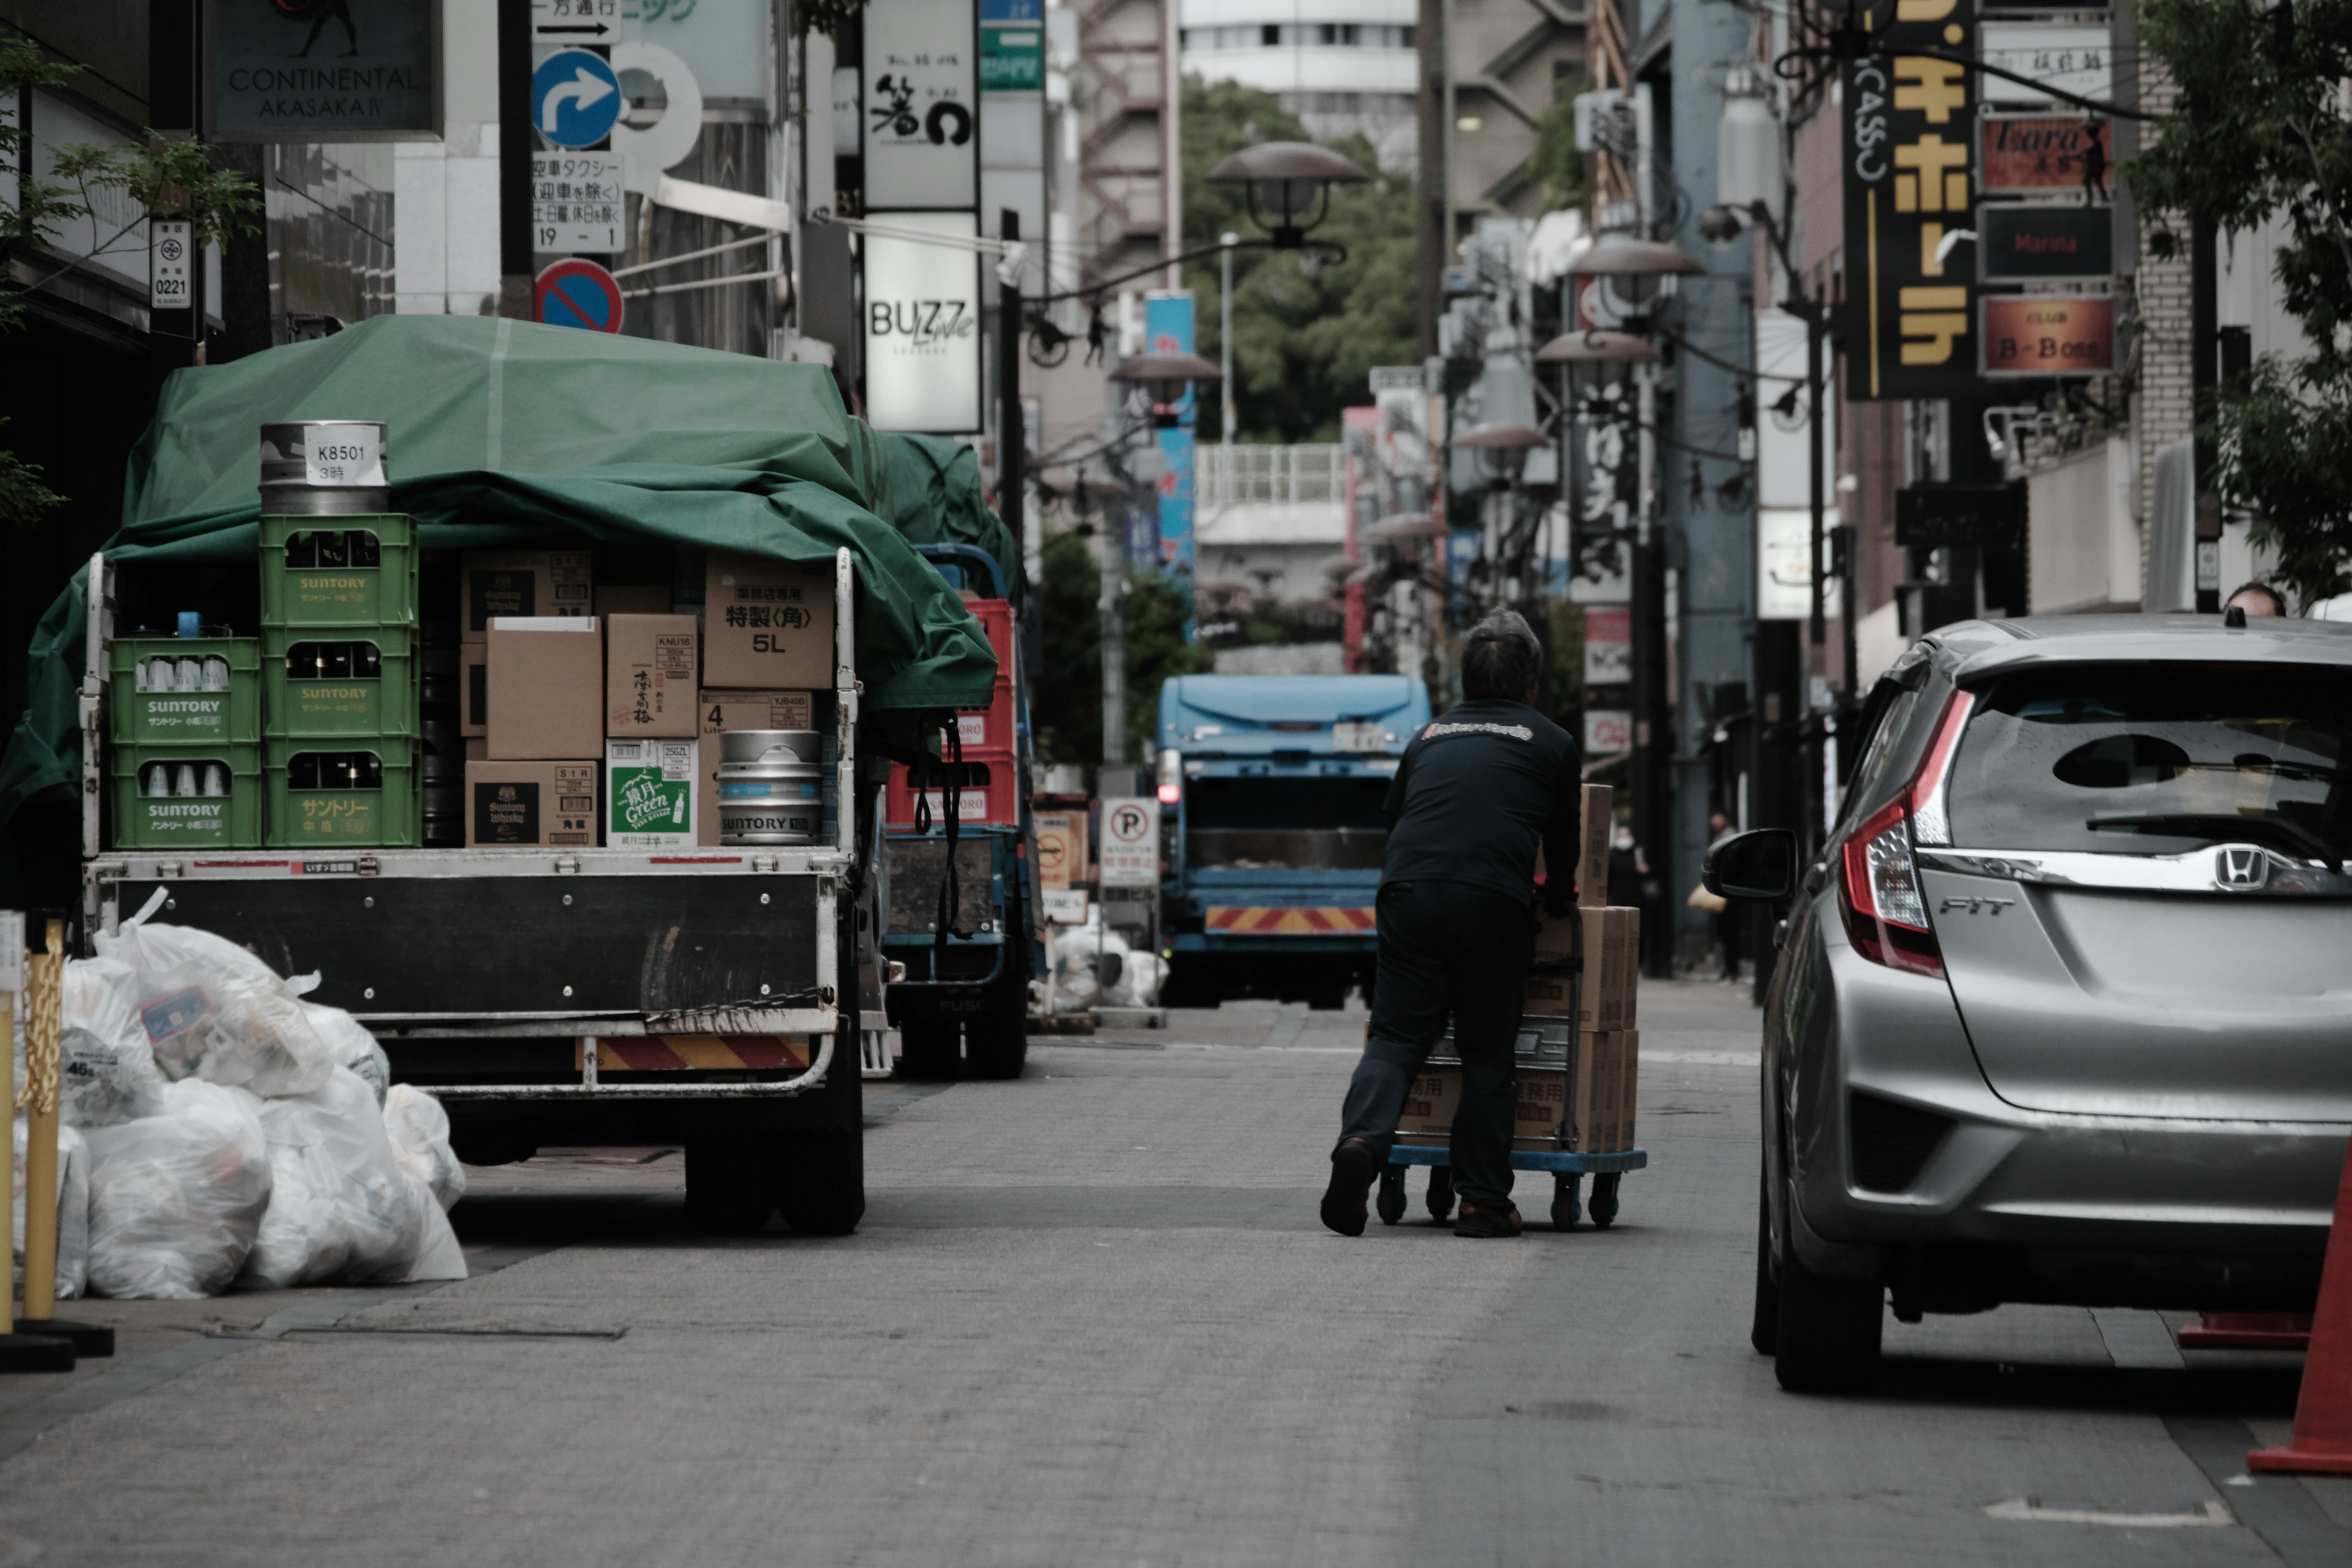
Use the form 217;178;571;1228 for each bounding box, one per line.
1750;1171;1779;1355
1773;1180;1882;1393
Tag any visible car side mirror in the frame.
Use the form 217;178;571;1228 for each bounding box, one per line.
1703;828;1798;902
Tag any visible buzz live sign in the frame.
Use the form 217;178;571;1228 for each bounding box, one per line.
1843;0;1981;401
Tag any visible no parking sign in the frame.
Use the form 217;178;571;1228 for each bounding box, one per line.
535;259;625;333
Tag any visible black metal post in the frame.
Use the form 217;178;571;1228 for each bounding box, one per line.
1806;293;1826;659
498;0;536;320
1000;208;1024;556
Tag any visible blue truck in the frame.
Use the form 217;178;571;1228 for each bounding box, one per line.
1155;673;1431;1009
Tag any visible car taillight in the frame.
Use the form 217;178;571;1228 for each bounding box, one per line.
1837;690;1972;979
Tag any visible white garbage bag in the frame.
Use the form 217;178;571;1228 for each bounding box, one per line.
237;1067;442;1290
1106;948;1166;1009
59;956;167;1127
1049;919;1132;1009
382;1084;466;1212
301;1001;390;1107
13;1118;90;1302
94;894;336;1099
84;1078;271;1300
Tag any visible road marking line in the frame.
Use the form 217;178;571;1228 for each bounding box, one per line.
1985;1499;2233;1528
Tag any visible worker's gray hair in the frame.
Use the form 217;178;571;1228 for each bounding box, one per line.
1461;609;1544;700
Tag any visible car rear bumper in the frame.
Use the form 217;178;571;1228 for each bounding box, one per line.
1788;928;2346;1309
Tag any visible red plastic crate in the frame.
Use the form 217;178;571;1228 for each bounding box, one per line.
886;756;1018;829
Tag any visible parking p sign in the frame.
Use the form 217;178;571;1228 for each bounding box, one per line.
1099;797;1158;887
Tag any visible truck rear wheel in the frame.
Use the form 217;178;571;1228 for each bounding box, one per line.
897;1019;962;1080
964;964;1030;1079
775;1129;864;1235
684;1134;779;1234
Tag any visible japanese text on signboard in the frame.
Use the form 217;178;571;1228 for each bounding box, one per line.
1844;0;1980;401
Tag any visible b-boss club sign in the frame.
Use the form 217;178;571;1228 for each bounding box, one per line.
862;212;982;433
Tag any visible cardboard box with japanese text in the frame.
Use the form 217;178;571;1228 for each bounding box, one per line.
461;551;593;643
464;760;597;847
606;737;698;848
703;554;833;688
605;614;699;737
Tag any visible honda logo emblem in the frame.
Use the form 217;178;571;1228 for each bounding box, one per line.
2216;846;2269;891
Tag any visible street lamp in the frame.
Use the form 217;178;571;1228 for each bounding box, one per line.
1452;423;1548;489
1202;141;1369;249
1108;350;1222;430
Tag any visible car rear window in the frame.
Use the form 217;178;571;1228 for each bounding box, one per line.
1945;662;2352;862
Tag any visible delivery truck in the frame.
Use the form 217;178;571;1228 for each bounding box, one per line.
867;435;1044;1081
8;317;1004;1236
1155;673;1431;1008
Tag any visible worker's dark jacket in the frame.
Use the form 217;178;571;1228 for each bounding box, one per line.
1380;698;1582;903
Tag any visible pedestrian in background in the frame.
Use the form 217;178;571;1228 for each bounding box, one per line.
1320;611;1584;1239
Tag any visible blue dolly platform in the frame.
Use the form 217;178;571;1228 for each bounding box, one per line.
1381;1145;1649;1231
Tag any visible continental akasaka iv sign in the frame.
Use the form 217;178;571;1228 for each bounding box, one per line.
1844;0;1981;401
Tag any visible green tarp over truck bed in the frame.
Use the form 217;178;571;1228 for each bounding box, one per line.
0;314;999;840
878;432;1024;605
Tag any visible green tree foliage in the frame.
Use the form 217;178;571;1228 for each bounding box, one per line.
1031;527;1216;767
1182;78;1418;442
0;36;262;524
1526;94;1585;214
2127;0;2352;604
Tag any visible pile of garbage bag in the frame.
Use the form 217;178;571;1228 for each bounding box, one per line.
1047;914;1166;1010
12;891;467;1301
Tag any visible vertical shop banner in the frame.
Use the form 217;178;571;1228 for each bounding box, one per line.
1340;405;1380;672
862;211;984;431
863;0;979;209
1566;382;1637;602
1145;292;1197;573
1844;0;1981;401
207;0;440;140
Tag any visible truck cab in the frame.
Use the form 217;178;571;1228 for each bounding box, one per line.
878;543;1042;1079
1157;674;1430;1009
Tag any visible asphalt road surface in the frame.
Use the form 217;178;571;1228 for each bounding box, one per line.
1;980;2347;1566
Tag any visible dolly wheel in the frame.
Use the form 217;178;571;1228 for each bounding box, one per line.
1551;1174;1581;1231
1375;1166;1407;1226
1425;1164;1454;1222
1588;1172;1621;1229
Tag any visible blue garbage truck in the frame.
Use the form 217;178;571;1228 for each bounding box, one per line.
1155;673;1431;1009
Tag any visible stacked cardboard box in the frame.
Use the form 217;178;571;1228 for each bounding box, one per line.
1392;784;1643;1153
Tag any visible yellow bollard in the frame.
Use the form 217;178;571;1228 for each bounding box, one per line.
0;909;70;1371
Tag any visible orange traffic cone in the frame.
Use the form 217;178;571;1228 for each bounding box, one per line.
2179;1312;2312;1351
2248;1139;2352;1475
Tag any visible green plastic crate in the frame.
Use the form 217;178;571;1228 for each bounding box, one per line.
265;737;422;847
108;637;261;745
258;513;419;628
262;624;419;739
110;742;263;849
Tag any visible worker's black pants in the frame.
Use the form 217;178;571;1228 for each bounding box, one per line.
1334;880;1536;1212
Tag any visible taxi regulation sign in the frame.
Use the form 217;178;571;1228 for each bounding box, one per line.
535;258;625;333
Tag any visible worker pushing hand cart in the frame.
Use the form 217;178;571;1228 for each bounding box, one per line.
1319;609;1648;1238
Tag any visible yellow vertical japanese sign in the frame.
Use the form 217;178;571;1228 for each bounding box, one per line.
1844;0;1982;401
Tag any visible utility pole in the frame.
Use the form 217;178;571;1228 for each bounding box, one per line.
1000;208;1025;554
1219;232;1237;444
1101;508;1126;764
497;0;535;321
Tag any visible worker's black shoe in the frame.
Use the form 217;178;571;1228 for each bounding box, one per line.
1320;1137;1381;1237
1453;1200;1524;1238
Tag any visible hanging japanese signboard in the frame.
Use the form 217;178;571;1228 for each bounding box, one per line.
1980;115;2112;198
1843;0;1981;401
862;0;980;209
1976;23;2112;109
1978;204;2112;280
1981;295;2114;376
1567;381;1637;600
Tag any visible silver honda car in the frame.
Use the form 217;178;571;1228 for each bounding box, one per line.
1705;615;2352;1393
